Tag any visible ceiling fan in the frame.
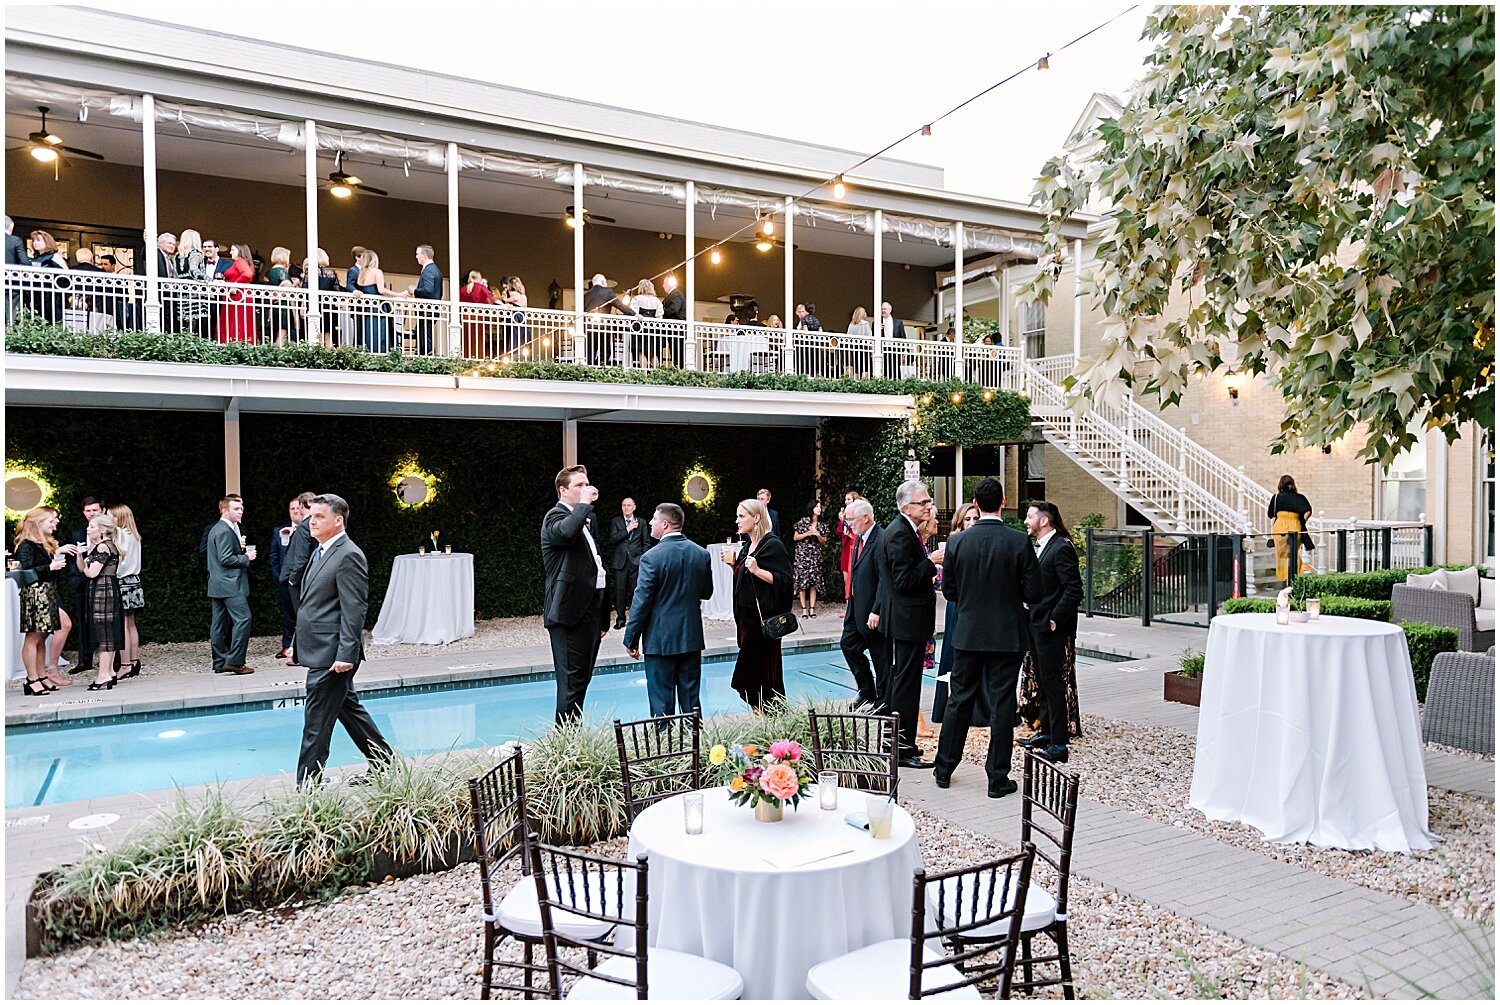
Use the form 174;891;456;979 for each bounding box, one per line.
547;205;616;228
24;106;105;164
326;150;388;198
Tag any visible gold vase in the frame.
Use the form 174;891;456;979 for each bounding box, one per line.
754;800;784;823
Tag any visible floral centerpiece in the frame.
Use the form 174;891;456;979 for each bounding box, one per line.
428;530;441;553
709;740;815;822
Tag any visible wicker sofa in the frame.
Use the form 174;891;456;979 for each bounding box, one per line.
1391;567;1495;652
1421;648;1495;755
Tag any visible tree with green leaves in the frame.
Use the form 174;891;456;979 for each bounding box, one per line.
1027;5;1493;464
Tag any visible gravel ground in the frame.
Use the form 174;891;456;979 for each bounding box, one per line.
12;813;1366;1001
955;716;1495;924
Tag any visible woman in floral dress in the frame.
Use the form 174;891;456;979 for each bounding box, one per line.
791;501;828;618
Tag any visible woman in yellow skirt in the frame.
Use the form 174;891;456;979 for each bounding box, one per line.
1267;474;1313;581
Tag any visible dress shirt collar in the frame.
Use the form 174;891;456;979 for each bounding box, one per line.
661;531;683;540
978;514;1003;522
1034;528;1057;552
316;531;346;557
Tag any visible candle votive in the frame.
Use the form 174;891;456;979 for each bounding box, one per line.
683;792;704;835
418;546;427;555
1306;597;1321;620
818;771;839;810
444;545;452;554
1276;603;1290;625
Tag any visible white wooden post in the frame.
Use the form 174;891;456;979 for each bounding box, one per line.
684;180;696;370
1120;392;1133;493
1001;265;1012;348
872;209;884;378
783;196;795;373
1237;465;1248;531
1072;237;1083;357
304;119;320;345
142;93;160;333
447;142;461;357
573;163;586;365
1176;426;1188;531
953;221;965;381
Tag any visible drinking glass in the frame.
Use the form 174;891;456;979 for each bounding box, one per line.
866;795;894;839
418;546;427;555
683;792;704;834
818;771;839;810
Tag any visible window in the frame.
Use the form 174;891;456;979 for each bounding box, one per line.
1020;301;1046;358
1379;421;1427;522
1481;431;1495;562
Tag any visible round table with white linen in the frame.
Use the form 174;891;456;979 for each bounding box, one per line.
702;543;737;621
5;576;24;683
627;784;921;1000
370;552;475;646
1188;613;1435;853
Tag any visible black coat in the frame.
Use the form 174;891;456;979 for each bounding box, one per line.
1031;532;1083;639
941;518;1041;652
541;501;604;627
4;233;29;266
661;288;686;321
608;514;651;571
278;519;316;590
844;525;886;625
583;284;636;315
879;515;937;642
733;534;793;621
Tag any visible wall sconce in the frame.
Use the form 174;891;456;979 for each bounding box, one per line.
1224;366;1245;404
1322;444;1332;455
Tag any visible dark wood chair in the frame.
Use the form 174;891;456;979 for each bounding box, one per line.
613;710;702;823
1013;748;1081;998
808;710;900;798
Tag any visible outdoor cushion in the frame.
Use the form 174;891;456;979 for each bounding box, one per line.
806;939;980;1000
568;948;744;1000
1476;609;1496;633
1447;567;1482;604
1482;578;1495;611
496;873;616;941
926;876;1057;935
1406;570;1447;590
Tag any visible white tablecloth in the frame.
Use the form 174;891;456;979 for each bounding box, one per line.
1189;613;1435;852
628;785;921;1000
702;543;737;621
371;553;475;646
714;333;771;373
6;578;23;683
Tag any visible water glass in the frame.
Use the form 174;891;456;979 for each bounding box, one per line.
683;792;704;835
866;795;895;840
1306;597;1321;620
444;545;452;554
818;771;839;810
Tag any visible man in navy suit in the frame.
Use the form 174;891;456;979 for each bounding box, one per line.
756;488;781;538
838;497;889;709
623;503;715;717
407;244;443;355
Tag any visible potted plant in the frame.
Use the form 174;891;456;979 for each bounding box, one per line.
1164;648;1204;706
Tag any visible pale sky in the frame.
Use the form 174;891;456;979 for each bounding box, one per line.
116;0;1154;204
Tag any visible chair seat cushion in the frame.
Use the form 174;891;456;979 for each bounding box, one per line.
1448;567;1482;604
1481;578;1494;612
1476;608;1496;633
496;873;615;941
567;948;743;1000
927;876;1057;935
806;939;980;1000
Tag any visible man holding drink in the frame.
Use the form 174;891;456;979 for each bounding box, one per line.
206;494;257;675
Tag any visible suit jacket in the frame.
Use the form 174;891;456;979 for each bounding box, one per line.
795;313;822;332
608;514;651;571
206;519;250;599
880;317;908;340
541;501;604;627
69;527;90;593
941;518;1041;652
156;248;177;279
294;534;367;669
210;258;232;278
845;524;887;627
767;507;781;538
269;523;291;582
5;233;29;266
661;288;686;321
583;284;636;315
413;261;443;300
346;262;361;290
278;519;315;589
880;515;937;642
623;534;714;655
1031;532;1084;638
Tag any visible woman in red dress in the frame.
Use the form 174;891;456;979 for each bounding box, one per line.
835;490;862;601
458;270;495;358
217;244;256;344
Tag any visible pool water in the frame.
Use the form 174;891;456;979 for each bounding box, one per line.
6;648;867;808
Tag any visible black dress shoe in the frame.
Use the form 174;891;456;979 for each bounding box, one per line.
899;756;935;769
988;779;1019;799
1020;733;1053;750
933;773;951;789
1037;744;1070;764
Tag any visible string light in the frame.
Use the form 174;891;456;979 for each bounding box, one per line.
761;217;775;236
951;392;963;404
709;249;722;265
1038;53;1050;70
832;175;847;200
921;124;933;137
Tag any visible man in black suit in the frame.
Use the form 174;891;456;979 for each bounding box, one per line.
271;491;317;660
406;244;443;354
660;274;686;321
609;497;651;629
933;478;1042;798
756;488;781;538
881;479;944;767
839;497;890;709
582;274;636;364
1021;501;1085;764
878;301;908;340
66;496;104;675
5;216;29;322
542;464;610;723
155;232;179;334
290;493;392;785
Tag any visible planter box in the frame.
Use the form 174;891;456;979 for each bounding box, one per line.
1163;670;1202;707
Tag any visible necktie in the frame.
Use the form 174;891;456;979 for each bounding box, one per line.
309;546;324;570
856;535;865;563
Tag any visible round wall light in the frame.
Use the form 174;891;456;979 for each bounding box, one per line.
390;460;440;508
4;466;53;521
682;466;716;508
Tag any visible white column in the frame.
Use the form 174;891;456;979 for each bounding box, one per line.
1433;433;1449;562
141;93;160;333
783;195;795;372
224;398;241;494
304;119;320;345
1072;237;1083;358
573;163;586;364
563;419;578;467
953;221;965;380
1176;426;1188;531
447;142;461;357
1001;265;1012;349
684;180;697;370
955;445;965;507
872;208;884;378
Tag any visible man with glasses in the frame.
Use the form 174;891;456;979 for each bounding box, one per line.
880;479;945;767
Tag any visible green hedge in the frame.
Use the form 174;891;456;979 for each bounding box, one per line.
1290;565;1475;603
1221;594;1391;620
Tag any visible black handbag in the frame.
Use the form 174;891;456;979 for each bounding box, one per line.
749;547;799;640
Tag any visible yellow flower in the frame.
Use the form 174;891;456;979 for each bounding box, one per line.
709;744;727;766
730;777;746;792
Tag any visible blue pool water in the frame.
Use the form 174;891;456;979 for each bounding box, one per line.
6;649;873;808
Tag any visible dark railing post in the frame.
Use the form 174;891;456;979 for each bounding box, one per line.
1234;534;1247;598
1336;529;1348;572
1084;527;1095;619
1423;525;1435;567
1286;533;1297;588
1141;529;1154;627
1207;534;1219;623
1381;527;1393;569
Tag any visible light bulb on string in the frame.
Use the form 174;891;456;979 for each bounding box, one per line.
761;217;775;236
709;249;722;265
832;176;847;200
921;124;933;137
1038;53;1050;70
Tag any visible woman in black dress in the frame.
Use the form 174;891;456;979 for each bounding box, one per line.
791;500;828;618
75;514;125;691
729;498;794;712
12;507;77;695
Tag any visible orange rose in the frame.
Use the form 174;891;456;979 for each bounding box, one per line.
730;777;746;792
743;744;759;756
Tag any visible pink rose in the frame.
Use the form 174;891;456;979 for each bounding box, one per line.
769;740;802;762
759;762;800;801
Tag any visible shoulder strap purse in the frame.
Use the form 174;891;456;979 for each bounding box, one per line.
749;542;799;640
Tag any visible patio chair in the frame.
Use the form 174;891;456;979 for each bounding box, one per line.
529;841;745;999
807;710;900;798
806;846;1035;999
468;749;612;999
613;710;702;824
1391;583;1496;652
1422;650;1495;756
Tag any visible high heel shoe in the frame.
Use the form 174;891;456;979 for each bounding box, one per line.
23;679;55;696
120;660;142;680
86;677;115;691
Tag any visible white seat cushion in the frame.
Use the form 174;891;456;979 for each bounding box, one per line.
1406;570;1447;591
927;875;1057;936
1447;567;1482;604
495;873;616;941
1475;608;1496;633
806;939;980;1000
567;948;743;1000
1481;578;1495;612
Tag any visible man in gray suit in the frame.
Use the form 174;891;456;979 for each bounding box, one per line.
290;493;392;785
206;494;257;675
623;503;714;717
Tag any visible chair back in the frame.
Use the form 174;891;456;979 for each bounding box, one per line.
1423;650;1496;755
808;710;900;797
468;746;530;916
614;710;702;823
912;846;1035;999
529;840;648;997
1021;749;1080;918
